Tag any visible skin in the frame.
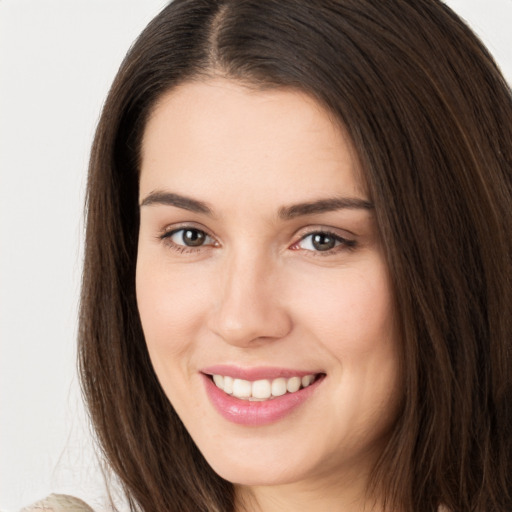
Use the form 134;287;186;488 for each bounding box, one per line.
136;78;402;511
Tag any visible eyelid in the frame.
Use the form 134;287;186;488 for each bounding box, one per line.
158;222;219;253
290;226;357;254
159;221;216;240
293;225;356;242
165;228;216;246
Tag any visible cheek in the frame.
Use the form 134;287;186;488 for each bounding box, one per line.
289;257;395;354
287;255;401;428
135;257;214;418
135;254;208;369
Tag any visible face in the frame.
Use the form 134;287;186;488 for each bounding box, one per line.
136;79;401;499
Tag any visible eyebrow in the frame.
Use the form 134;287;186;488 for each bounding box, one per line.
140;191;213;215
140;190;373;218
278;197;374;219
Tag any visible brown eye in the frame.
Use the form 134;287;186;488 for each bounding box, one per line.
295;231;356;253
166;228;213;247
182;229;206;246
311;233;336;251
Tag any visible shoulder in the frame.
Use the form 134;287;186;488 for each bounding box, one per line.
20;494;94;512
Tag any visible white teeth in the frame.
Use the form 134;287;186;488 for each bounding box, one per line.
252;379;271;399
233;378;251;398
223;376;234;394
271;378;287;397
211;373;318;400
287;376;301;393
301;375;313;387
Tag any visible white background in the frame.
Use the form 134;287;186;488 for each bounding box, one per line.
1;1;511;510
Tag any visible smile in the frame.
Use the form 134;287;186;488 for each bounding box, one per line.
201;368;325;425
211;374;317;401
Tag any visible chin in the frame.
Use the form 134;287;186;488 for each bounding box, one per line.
208;456;305;487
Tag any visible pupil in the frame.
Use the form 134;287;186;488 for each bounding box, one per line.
312;233;335;251
183;229;205;246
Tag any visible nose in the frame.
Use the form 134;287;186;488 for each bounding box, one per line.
207;250;293;347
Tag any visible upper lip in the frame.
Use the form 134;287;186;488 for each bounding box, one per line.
201;365;324;381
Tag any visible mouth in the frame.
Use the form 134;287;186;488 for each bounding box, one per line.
208;373;321;401
201;367;325;425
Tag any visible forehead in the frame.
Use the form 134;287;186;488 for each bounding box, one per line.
139;79;366;206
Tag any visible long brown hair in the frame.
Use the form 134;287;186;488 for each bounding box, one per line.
79;1;512;510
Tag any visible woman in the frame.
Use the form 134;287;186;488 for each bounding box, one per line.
75;0;511;511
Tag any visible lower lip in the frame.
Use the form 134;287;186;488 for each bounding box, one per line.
202;374;323;426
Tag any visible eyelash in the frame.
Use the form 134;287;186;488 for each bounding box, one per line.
291;230;357;256
160;226;217;254
159;227;357;256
